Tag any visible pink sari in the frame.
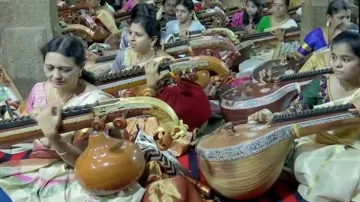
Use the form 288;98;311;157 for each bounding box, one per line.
123;0;136;12
0;83;149;202
24;83;48;114
23;82;113;159
122;0;154;12
24;82;112;113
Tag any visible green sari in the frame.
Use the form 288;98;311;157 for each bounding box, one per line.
256;15;298;33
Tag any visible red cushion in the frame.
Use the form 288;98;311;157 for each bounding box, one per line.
158;79;211;131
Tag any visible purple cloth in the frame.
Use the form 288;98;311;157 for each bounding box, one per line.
297;27;327;56
231;11;245;28
123;0;135;12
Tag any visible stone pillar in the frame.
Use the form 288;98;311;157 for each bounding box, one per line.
0;0;61;97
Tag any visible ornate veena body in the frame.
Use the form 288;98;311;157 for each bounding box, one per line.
197;103;359;200
220;68;333;123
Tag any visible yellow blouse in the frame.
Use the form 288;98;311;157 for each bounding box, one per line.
298;49;330;73
123;48;174;69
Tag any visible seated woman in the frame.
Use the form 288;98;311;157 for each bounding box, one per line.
0;36;150;201
299;22;359;73
24;36;114;151
256;0;297;32
25;36;113;117
119;3;157;50
113;16;171;72
258;22;358;82
231;0;263;30
112;16;211;133
156;0;177;27
248;30;360;201
0;35;208;201
88;0;119;34
296;0;351;58
165;0;206;39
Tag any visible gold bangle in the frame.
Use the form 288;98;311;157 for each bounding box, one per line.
56;142;70;156
141;87;157;97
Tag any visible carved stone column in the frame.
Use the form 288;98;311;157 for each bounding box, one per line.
0;0;61;97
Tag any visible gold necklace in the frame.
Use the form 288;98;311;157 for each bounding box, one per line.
47;81;82;106
135;51;156;64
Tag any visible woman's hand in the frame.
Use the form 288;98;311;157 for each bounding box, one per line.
349;99;360;113
144;61;167;90
280;53;299;65
247;109;273;123
31;105;62;141
272;28;285;42
179;30;190;41
245;24;257;34
259;69;275;83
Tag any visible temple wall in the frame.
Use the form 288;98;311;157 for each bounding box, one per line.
0;0;61;97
